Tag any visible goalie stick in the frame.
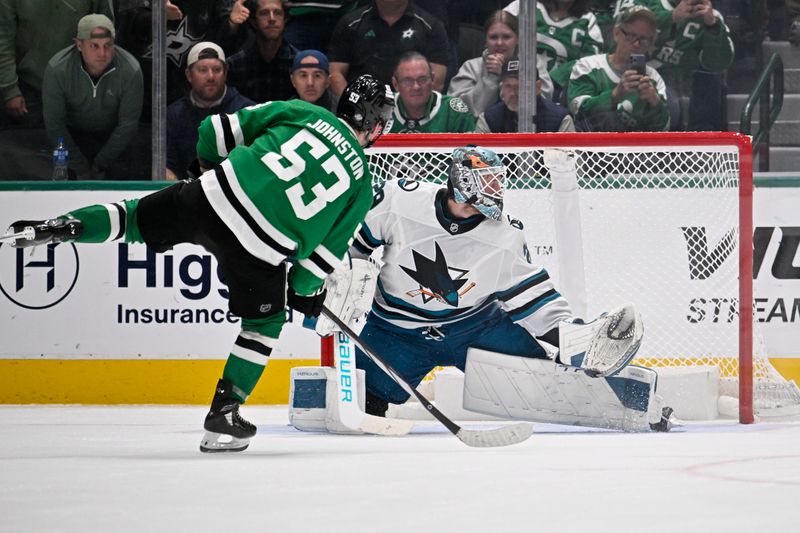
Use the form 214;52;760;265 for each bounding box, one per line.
321;306;534;448
332;331;415;436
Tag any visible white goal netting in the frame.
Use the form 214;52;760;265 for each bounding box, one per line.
366;133;800;421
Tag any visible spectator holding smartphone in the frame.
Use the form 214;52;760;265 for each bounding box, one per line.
568;6;669;132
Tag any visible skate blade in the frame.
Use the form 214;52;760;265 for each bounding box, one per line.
199;431;250;453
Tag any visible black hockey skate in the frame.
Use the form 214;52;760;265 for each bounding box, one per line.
3;218;83;248
200;379;257;453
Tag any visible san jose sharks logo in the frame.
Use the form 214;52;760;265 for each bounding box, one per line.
401;243;475;306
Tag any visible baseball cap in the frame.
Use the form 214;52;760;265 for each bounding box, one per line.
615;5;657;26
500;56;550;84
500;58;520;80
187;42;226;68
77;14;115;40
292;50;330;73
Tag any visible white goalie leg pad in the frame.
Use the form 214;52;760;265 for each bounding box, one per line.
315;258;379;336
558;302;643;377
462;348;663;432
288;366;367;434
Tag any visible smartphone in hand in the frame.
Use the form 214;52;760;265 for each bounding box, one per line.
629;54;647;76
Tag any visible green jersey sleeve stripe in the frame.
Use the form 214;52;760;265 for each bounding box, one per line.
312;243;341;271
299;255;331;279
210;113;244;157
109;202;126;241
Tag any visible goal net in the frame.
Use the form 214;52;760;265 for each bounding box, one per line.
336;132;800;423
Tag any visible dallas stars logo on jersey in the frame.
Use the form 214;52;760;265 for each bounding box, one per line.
401;242;475;306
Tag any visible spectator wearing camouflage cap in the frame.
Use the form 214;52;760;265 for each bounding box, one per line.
166;42;254;181
42;14;143;180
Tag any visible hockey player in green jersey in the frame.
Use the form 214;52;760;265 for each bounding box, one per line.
2;74;395;453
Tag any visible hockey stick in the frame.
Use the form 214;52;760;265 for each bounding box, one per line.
332;331;414;436
321;306;534;448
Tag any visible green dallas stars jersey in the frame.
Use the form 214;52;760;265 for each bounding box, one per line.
611;0;734;87
505;1;604;72
195;99;373;296
385;91;476;133
649;10;734;87
568;53;669;131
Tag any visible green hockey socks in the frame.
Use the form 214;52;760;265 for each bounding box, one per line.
65;199;142;243
222;314;286;403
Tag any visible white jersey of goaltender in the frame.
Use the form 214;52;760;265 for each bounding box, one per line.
350;179;573;338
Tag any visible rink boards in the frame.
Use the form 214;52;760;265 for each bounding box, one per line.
0;181;799;403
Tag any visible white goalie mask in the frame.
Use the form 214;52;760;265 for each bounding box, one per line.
448;146;506;220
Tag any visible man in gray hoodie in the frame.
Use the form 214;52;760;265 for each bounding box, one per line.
42;14;143;179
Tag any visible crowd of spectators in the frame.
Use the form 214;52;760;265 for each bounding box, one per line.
0;0;796;180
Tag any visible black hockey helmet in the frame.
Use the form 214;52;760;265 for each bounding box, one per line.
448;145;506;220
336;74;394;147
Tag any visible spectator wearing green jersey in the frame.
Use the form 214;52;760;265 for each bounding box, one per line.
504;0;604;94
385;51;476;133
648;0;734;130
568;6;669;132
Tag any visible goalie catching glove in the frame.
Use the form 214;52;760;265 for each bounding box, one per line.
557;302;643;377
315;258;380;336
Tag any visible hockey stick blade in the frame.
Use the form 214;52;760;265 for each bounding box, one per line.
456;423;534;448
321;306;533;448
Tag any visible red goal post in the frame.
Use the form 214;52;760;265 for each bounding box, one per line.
320;131;774;423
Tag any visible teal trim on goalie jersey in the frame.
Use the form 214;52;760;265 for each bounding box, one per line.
357;223;383;249
605;374;651;413
495;270;551;302
507;289;561;322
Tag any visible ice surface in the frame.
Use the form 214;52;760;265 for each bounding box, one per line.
1;405;798;533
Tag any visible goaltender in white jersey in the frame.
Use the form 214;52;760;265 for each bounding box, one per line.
354;178;571;336
290;146;674;433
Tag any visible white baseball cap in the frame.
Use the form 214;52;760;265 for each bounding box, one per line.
186;42;226;68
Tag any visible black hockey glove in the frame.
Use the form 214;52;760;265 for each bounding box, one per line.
287;287;326;318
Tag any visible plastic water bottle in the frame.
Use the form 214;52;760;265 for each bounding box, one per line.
52;136;69;181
